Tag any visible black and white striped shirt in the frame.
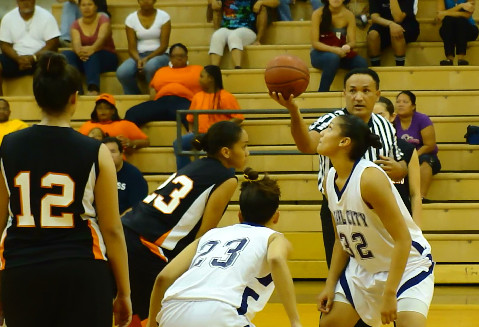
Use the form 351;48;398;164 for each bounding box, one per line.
309;108;403;193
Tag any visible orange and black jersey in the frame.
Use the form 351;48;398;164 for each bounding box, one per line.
122;157;235;261
0;125;107;269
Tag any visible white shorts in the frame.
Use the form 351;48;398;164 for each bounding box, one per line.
334;257;434;327
209;27;257;55
158;299;254;327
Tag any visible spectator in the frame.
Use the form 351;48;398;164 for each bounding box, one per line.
437;0;478;66
278;0;322;21
394;90;441;203
124;43;203;127
0;99;28;145
116;0;171;95
310;0;368;92
79;93;150;152
174;65;244;170
102;137;148;216
374;96;422;226
367;0;419;66
57;0;109;47
0;0;60;96
62;0;117;95
209;0;279;68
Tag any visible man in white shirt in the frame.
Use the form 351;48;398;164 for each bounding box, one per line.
0;0;60;96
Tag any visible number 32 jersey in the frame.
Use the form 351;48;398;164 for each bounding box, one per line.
163;223;278;321
326;159;432;274
122;157;235;261
0;126;106;269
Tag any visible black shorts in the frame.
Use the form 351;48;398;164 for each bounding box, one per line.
0;54;36;77
419;153;441;175
123;225;168;320
1;259;114;327
368;19;420;49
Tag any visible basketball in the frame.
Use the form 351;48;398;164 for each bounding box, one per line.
264;54;310;98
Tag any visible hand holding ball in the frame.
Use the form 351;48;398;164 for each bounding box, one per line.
264;54;310;99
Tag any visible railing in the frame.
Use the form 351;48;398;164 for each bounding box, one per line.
175;108;338;160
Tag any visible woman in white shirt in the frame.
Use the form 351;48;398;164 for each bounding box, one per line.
116;0;171;94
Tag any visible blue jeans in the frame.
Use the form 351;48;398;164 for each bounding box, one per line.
310;49;368;92
60;2;81;42
62;50;118;90
173;133;197;170
277;0;322;21
116;52;169;94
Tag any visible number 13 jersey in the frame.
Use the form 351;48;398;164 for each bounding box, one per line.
326;159;432;274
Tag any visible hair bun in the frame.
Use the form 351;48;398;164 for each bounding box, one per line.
38;52;67;77
243;167;259;182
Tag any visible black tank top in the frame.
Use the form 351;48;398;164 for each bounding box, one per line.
0;125;105;269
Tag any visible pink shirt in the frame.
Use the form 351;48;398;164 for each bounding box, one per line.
71;14;115;53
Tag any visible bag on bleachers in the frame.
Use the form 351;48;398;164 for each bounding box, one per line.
464;125;479;144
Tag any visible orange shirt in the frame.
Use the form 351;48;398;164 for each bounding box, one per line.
186;90;244;134
78;120;148;140
150;65;204;101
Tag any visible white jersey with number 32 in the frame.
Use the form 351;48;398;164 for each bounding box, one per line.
326;159;431;274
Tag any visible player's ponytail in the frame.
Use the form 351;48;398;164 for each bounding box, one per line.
191;121;243;156
239;168;280;225
33;51;82;115
337;115;382;161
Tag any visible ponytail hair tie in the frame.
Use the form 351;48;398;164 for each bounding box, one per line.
244;173;259;183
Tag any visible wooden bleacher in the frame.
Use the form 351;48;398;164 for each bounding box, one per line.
2;0;479;282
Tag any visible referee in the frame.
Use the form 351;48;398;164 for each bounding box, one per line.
270;67;407;327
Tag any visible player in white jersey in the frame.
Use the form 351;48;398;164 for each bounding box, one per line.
147;169;302;327
317;114;434;327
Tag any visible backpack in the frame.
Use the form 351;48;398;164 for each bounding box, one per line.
464;125;479;144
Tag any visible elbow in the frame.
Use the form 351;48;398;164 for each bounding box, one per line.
268;254;288;269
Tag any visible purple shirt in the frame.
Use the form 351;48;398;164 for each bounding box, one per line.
394;111;438;155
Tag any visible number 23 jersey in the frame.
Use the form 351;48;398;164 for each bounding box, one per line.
163;223;278;321
326;159;432;274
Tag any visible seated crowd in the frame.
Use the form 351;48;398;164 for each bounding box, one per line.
0;0;463;179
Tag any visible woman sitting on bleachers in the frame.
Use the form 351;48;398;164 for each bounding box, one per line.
116;0;171;94
62;0;118;95
79;93;150;153
174;65;244;170
310;0;368;92
437;0;478;66
394;90;441;203
124;43;203;127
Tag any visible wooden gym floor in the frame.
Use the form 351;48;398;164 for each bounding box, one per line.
252;281;479;327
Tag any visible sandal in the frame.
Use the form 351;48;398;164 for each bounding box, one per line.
458;59;469;66
439;59;453;66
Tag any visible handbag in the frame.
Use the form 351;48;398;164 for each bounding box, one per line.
464;125;479;144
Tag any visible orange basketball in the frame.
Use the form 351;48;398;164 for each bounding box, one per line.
264;54;310;98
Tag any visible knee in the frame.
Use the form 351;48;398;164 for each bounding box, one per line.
116;62;134;80
311;52;340;70
367;30;380;43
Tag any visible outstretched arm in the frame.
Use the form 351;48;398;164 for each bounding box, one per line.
196;178;238;238
147;239;200;327
267;233;302;327
269;92;321;154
